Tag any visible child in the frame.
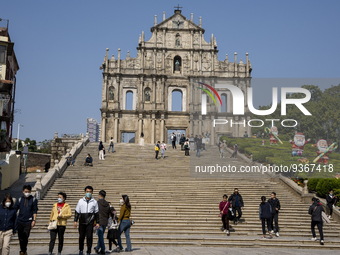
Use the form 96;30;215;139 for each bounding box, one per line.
107;207;119;252
160;141;167;159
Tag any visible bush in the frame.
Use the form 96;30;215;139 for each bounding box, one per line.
334;189;340;206
307;178;322;192
252;151;274;162
316;179;340;198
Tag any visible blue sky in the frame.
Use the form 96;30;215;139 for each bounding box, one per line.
1;0;340;142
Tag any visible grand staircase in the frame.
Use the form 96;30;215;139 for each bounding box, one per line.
14;143;340;249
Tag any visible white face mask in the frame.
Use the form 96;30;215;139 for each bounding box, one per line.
5;202;11;208
24;192;30;198
58;198;64;203
119;199;124;205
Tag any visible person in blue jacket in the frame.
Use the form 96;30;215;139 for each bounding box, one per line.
14;184;38;255
259;196;272;239
0;193;17;255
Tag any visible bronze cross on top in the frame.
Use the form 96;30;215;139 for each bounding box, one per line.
174;4;183;11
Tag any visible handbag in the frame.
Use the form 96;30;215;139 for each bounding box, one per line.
227;208;235;220
47;220;57;230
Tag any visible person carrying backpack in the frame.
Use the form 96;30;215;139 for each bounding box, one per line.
14;185;38;255
308;197;325;245
155;141;160;160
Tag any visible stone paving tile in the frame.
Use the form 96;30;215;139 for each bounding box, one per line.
8;246;338;255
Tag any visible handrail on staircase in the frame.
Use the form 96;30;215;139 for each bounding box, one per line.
32;137;89;200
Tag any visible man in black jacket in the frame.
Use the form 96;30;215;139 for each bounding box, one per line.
94;190;113;255
74;186;100;255
14;184;38;255
326;189;338;219
228;188;244;224
308;197;325;245
179;134;186;150
268;192;281;237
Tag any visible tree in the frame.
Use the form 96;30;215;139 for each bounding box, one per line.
250;84;340;143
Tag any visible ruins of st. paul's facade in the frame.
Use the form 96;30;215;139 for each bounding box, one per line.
100;9;252;144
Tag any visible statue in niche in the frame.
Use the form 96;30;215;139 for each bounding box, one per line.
174;59;181;71
175;33;181;47
144;88;151;102
109;87;114;101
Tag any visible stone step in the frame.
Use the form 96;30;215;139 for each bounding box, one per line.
24;143;340;249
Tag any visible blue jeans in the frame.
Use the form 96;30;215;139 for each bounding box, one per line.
117;220;132;251
96;225;106;252
196;148;201;157
108;144;114;152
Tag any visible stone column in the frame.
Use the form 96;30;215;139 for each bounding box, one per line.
153;49;156;70
101;112;106;142
162;49;165;72
210;114;215;145
199;50;202;75
138;114;143;143
114;112;119;143
151;114;155;144
160;114;165;142
198;115;202;136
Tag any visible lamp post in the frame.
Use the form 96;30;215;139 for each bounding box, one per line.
16;124;23;151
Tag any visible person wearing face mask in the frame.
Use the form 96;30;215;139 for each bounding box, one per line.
0;193;17;255
116;195;132;252
48;192;72;255
14;184;38;255
74;186;100;255
94;190;113;255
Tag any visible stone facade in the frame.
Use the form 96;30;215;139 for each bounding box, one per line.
100;9;252;145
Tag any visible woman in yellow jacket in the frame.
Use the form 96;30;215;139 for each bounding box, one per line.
48;192;72;255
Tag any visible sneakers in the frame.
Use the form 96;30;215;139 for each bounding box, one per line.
94;247;100;254
275;232;280;237
320;240;324;245
226;230;230;236
311;237;317;241
270;230;275;234
106;251;112;254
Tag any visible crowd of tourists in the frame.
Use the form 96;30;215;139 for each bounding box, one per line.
154;133;209;159
0;185;132;255
218;189;338;245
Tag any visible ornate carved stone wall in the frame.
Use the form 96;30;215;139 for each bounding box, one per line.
100;9;252;144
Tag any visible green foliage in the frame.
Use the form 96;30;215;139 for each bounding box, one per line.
250;84;340;145
334;189;340;206
37;139;52;154
11;138;52;153
307;178;322;192
315;179;340;198
219;137;340;178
